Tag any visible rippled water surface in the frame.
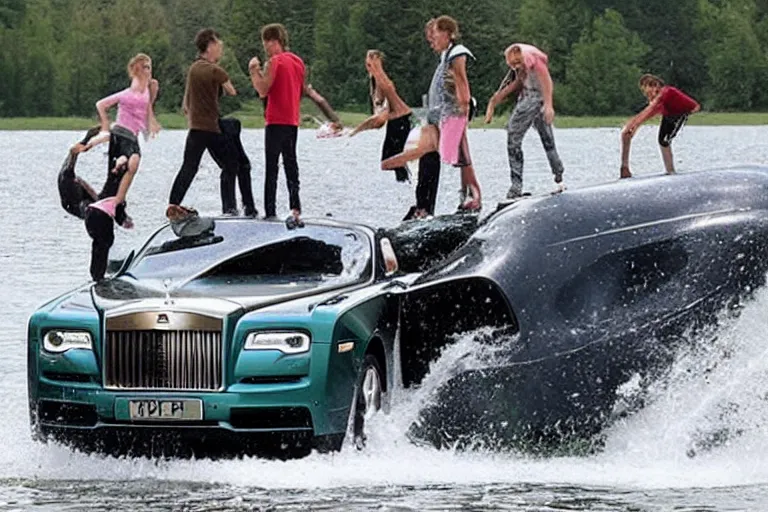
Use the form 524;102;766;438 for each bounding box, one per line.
2;126;768;510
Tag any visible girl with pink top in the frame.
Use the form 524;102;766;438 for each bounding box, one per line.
95;52;160;205
85;53;160;281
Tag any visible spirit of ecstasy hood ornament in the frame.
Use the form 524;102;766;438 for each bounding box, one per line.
163;278;174;306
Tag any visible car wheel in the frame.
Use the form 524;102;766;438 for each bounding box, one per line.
353;354;383;449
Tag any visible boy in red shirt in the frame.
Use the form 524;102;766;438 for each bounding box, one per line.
620;74;700;178
249;23;306;228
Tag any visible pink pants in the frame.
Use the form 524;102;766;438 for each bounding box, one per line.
439;116;472;167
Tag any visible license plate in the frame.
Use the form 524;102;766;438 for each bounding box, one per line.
128;399;203;421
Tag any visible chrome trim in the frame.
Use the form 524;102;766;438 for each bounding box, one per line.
104;329;224;391
106;311;222;332
104;298;241;320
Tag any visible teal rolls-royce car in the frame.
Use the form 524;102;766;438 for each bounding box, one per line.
28;218;414;455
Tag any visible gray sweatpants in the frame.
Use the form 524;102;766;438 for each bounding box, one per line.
506;95;564;197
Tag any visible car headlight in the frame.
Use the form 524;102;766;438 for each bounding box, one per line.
43;330;93;353
244;332;310;354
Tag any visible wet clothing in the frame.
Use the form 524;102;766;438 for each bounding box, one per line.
438;44;475;120
169;129;239;213
415;151;441;215
98;87;150;135
265;52;305;126
505;44;564;198
658;113;688;147
184;59;230;133
655;86;699;117
426;51;445;126
58;151;93;219
84;197;128;282
85;207;114;281
381;113;412;182
214;118;256;215
264;124;300;217
436;43;475;170
506;96;564;198
58;127;131;219
439;116;471;167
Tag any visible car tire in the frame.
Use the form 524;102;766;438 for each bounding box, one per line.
353;354;383;449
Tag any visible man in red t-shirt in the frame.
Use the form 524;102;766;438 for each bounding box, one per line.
620;74;700;178
249;23;306;228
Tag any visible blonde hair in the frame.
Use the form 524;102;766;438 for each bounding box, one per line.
435;15;459;40
367;49;385;61
127;53;151;78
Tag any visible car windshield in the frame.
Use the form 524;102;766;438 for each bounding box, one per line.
124;220;373;297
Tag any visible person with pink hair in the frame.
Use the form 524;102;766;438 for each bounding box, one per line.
486;43;564;199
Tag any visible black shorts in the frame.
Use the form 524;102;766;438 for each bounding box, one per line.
658;114;688;147
109;125;141;169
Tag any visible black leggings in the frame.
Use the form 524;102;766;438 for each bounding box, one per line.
169;129;238;213
416;151;441;214
381;114;412;182
84;208;114;282
264;124;300;218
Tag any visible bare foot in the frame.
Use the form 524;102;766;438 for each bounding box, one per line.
459;198;481;212
620;165;632;179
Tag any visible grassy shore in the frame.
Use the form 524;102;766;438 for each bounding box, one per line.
2;110;767;131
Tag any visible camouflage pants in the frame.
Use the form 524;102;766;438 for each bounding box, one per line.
506;95;564;198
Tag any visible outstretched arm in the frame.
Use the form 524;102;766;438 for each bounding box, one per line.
622;97;662;137
303;83;342;125
95;91;122;132
485;70;522;123
349;111;388;137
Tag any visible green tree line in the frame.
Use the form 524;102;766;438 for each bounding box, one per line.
2;0;768;118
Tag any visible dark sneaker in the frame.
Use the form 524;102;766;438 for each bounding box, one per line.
506;187;522;200
244;208;258;219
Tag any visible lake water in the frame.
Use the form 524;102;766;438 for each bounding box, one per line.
2;125;768;510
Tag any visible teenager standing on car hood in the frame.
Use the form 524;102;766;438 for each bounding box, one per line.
249;23;306;229
167;28;241;218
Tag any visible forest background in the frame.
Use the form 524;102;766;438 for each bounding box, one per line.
1;0;767;127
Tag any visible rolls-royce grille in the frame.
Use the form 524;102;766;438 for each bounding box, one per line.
105;330;223;391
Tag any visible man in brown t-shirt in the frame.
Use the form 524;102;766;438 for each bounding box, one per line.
168;28;256;217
